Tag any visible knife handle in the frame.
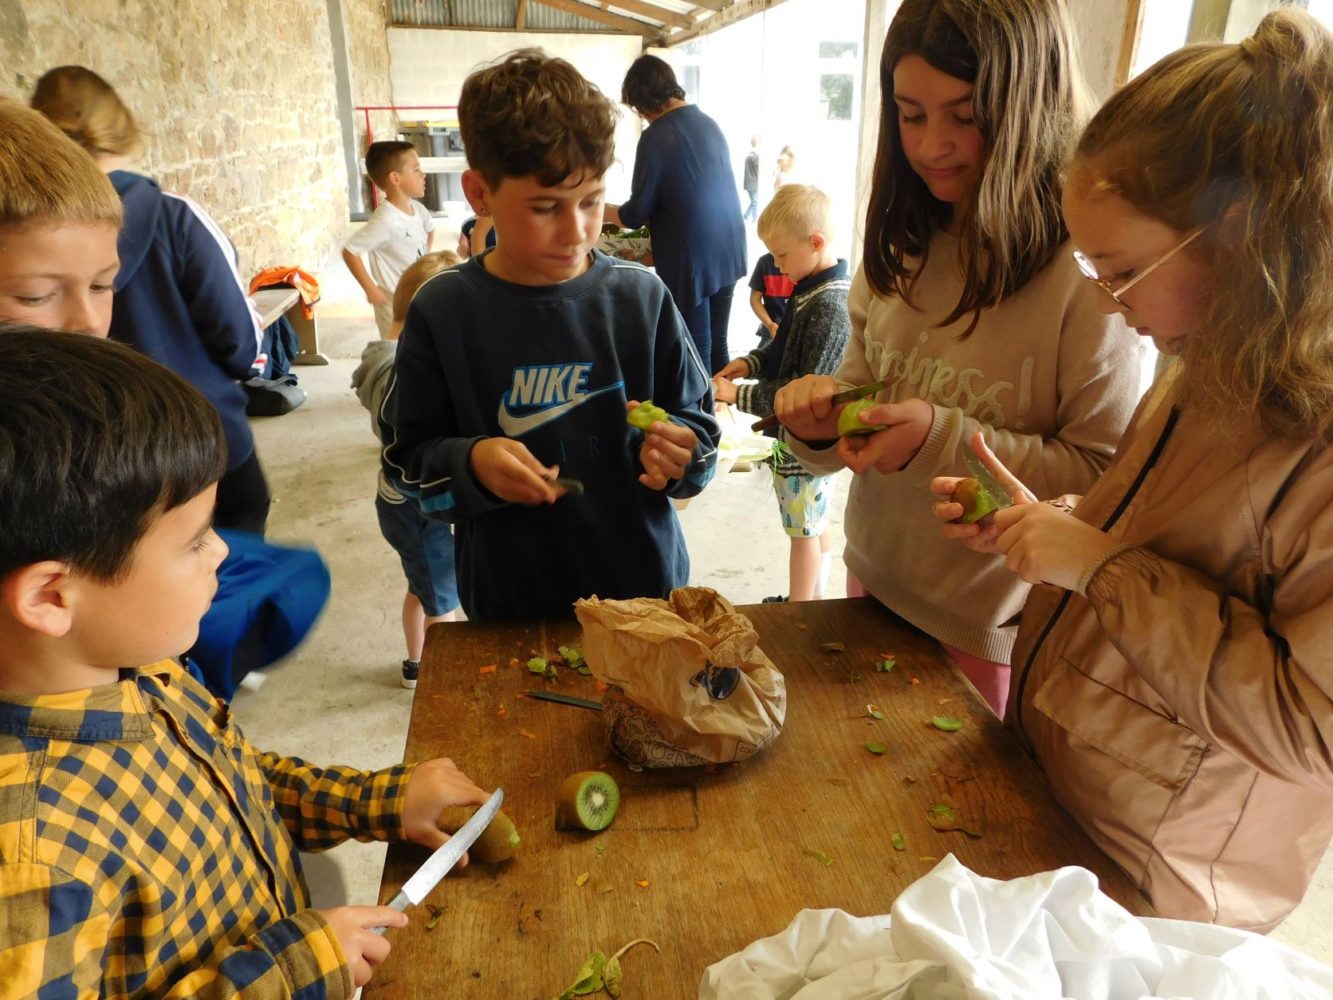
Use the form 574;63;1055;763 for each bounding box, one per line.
749;412;781;433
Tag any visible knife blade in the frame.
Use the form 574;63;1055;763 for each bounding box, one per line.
749;379;889;433
544;475;585;496
962;448;1015;511
523;689;603;711
374;788;503;933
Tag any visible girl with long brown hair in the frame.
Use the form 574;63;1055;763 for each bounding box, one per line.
936;7;1333;929
775;0;1141;714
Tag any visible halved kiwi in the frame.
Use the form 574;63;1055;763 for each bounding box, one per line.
555;771;620;832
438;806;520;863
955;477;1000;524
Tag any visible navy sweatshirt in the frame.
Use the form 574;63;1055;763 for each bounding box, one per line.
109;171;260;471
380;250;720;621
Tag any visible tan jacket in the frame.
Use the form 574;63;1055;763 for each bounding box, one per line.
1009;365;1333;932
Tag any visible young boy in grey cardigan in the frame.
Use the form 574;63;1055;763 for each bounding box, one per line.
714;185;851;601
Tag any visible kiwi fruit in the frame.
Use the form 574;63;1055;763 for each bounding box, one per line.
837;396;889;437
954;477;1000;524
438;806;520;863
555;771;620;832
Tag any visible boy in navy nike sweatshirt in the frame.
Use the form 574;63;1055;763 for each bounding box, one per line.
380;50;719;621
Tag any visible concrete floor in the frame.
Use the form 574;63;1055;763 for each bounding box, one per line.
232;235;1331;970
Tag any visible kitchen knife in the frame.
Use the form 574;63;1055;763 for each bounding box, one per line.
962;448;1015;511
523;689;603;711
374;788;503;933
749;379;889;433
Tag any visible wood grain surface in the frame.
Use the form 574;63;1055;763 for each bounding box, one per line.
363;597;1148;999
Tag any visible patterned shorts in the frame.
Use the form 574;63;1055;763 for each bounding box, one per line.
771;470;832;538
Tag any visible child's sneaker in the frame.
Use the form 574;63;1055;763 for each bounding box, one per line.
401;659;420;689
762;595;788;603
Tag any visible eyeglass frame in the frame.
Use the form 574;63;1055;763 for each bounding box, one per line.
1072;227;1203;309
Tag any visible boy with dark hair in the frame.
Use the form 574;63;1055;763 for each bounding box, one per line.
380;49;720;621
714;184;851;603
343;139;435;337
0;329;490;996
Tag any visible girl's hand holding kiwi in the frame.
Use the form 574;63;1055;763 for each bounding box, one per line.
773;374;843;441
837;397;934;474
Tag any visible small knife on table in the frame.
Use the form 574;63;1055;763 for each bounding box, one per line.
749;379;888;434
373;788;503;934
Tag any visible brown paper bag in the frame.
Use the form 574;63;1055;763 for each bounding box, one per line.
574;587;786;768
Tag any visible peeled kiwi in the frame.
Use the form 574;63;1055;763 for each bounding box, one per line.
555;771;620;832
438;806;520;863
955;477;1000;524
837;397;888;437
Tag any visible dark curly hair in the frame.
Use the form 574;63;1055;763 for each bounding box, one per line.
459;49;617;188
620;55;685;116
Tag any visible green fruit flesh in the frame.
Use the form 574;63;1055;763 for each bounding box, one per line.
837;396;887;437
955;477;1000;524
558;771;620;832
626;401;668;431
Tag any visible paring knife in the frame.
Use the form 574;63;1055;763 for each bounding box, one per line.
373;788;503;934
749;379;889;433
962;448;1015;511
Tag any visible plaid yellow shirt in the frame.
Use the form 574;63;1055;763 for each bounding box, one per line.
0;660;415;999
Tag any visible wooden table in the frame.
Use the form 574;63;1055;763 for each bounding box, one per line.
363;597;1148;999
249;287;327;366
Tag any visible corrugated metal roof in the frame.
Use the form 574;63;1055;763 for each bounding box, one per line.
390;0;765;46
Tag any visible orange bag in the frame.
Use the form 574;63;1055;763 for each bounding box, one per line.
249;266;320;320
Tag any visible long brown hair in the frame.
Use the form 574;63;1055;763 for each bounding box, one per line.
1074;9;1333;442
862;0;1086;334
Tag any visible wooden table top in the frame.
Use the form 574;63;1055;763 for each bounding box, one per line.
363;597;1148;999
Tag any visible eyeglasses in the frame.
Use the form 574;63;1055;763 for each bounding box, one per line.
1072;228;1203;309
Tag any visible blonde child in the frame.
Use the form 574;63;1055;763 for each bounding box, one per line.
0;98;122;335
774;0;1142;715
351;250;463;687
714;185;850;602
342;140;435;338
934;7;1333;932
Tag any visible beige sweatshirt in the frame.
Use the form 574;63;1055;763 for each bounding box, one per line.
788;232;1144;662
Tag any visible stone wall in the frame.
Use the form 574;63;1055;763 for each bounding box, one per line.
0;0;392;276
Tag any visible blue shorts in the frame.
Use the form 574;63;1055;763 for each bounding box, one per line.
375;491;460;616
772;469;832;538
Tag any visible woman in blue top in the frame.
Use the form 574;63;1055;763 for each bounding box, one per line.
606;56;746;374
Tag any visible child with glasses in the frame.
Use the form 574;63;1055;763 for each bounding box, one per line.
773;0;1142;715
934;7;1333;931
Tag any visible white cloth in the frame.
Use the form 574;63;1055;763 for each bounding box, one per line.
343;199;435;295
699;855;1333;1000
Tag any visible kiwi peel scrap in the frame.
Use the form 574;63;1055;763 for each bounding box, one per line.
837;397;888;437
556;771;621;832
954;477;1001;524
438;806;520;863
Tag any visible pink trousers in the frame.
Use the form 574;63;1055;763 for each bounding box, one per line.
845;571;1009;717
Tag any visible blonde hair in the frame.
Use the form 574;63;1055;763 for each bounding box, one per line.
30;65;144;160
758;184;834;244
1073;8;1333;442
0;98;122;231
392;250;462;322
865;0;1088;336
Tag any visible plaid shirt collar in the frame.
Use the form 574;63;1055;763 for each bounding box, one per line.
0;664;173;742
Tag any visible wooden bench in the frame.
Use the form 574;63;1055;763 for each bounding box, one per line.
250;287;328;366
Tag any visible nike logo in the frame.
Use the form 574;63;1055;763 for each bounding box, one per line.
497;362;623;436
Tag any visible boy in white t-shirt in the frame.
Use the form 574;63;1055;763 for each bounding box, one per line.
342;140;435;337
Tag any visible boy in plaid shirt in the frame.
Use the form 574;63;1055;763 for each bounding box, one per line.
0;329;490;998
